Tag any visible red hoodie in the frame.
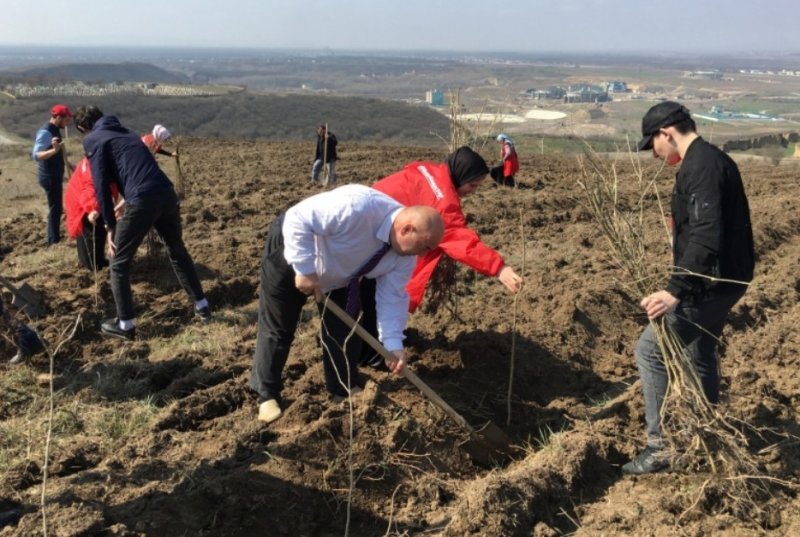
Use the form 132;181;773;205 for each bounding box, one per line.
373;161;505;312
64;157;117;239
501;141;520;177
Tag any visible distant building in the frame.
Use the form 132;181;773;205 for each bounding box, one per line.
564;84;608;103
685;70;723;80
425;89;444;106
606;80;628;93
525;86;566;100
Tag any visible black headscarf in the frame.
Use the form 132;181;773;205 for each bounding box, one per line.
445;146;489;189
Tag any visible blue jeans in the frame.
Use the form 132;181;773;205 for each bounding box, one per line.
38;175;63;244
311;159;336;184
635;286;746;447
110;192;205;321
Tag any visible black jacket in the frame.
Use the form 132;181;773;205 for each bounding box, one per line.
666;137;754;299
314;132;338;162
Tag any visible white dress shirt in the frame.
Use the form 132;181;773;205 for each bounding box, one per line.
282;184;415;351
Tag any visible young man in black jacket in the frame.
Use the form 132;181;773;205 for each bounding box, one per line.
622;101;755;474
74;106;210;341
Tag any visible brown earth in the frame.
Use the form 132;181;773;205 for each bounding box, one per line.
1;140;798;536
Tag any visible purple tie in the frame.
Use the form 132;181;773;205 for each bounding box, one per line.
346;242;391;317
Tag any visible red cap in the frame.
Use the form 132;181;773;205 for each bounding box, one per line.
51;104;72;118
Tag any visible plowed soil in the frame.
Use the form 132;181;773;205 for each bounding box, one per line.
1;139;798;536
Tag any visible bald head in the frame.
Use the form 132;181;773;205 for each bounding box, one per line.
390;205;444;256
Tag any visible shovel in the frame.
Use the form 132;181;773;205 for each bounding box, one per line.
317;292;514;466
0;275;44;318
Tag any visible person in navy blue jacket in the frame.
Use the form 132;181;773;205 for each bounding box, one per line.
73;105;210;341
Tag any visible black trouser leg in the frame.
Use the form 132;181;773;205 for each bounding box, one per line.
110;200;160;320
356;278;386;369
318;286;364;397
39;175;63;244
76;217;107;271
153;201;205;303
250;217;307;402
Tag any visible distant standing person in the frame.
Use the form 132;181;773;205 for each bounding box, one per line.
141;124;178;158
32;104;74;245
73;105;211;341
490;133;519;187
622;101;754;474
311;124;338;185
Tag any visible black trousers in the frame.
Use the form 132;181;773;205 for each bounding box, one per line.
110;191;205;321
76;216;108;271
249;215;364;401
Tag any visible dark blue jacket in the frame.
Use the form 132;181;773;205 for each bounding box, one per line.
33;122;65;181
83;116;175;228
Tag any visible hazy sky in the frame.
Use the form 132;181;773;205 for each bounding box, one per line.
2;0;798;53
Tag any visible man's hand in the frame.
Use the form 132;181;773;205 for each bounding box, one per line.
294;273;319;295
87;211;99;224
106;229;116;258
51;137;62;152
640;290;679;320
114;199;126;219
384;349;405;374
497;265;523;294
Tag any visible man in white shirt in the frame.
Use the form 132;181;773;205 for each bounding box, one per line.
250;184;444;423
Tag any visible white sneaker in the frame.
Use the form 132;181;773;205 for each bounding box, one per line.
258;399;283;424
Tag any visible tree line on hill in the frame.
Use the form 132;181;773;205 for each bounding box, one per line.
0;92;451;145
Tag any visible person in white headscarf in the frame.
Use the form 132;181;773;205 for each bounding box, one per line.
141;124;177;158
490;133;519;187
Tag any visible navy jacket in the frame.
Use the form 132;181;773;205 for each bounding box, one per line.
33;122;65;181
666;137;754;299
83;116;175;228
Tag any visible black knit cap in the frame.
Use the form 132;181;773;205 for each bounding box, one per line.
637;101;691;151
445;146;490;188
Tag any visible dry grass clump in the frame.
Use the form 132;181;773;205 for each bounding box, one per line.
576;147;792;523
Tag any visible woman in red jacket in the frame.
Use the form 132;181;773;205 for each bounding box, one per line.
372;145;523;313
64;157;118;271
356;146;523;368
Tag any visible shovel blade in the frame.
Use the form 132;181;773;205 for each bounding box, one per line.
458;421;516;467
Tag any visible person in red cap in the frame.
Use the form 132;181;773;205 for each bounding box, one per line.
31;104;74;245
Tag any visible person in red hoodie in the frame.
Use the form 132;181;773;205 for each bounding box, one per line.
359;146;523;367
64;157;119;271
141;124;178;159
490;133;520;187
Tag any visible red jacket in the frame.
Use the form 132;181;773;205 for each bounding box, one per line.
373;161;505;312
64;157;117;239
141;133;161;155
502;141;520;177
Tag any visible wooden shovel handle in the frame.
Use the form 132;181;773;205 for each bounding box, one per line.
316;290;473;432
